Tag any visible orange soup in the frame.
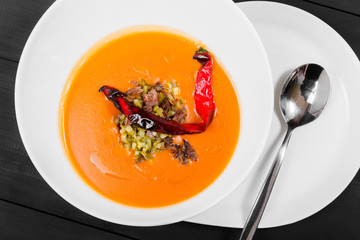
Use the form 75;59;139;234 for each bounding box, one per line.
59;27;240;208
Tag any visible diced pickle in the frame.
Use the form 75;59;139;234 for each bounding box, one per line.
172;87;179;96
143;85;149;94
120;127;127;135
168;109;176;116
138;128;145;137
153;105;164;118
125;125;134;133
137;141;145;149
156;142;165;149
114;78;185;162
153;139;161;146
160;133;169;139
140;79;147;86
158;92;165;103
133;99;143;108
121;135;129;143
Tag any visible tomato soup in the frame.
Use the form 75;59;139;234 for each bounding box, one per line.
59;26;240;207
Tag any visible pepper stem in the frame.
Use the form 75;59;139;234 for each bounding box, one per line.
196;47;208;54
193;48;211;66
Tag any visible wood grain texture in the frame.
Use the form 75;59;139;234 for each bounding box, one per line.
0;199;133;240
1;0;360;239
0;0;55;62
305;0;360;16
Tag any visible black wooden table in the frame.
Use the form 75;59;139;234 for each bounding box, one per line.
1;0;360;239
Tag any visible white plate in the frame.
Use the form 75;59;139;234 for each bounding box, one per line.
15;0;273;226
188;1;360;228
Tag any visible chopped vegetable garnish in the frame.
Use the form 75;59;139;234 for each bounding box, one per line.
112;79;198;163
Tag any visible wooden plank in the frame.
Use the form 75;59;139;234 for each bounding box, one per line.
0;199;133;240
254;207;360;240
0;0;55;62
304;0;360;16
1;0;360;239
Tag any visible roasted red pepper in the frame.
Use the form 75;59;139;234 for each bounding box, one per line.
100;86;206;134
193;48;215;127
100;48;215;135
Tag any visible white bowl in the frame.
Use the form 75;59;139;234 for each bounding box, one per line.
15;0;273;226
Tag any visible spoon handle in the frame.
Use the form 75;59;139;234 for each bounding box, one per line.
239;128;293;240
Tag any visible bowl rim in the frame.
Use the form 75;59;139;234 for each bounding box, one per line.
15;0;273;226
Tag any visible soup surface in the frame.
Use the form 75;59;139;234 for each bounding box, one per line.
59;27;240;207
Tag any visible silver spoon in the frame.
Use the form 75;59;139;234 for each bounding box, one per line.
240;64;331;240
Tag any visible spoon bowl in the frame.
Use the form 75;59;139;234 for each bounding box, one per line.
240;63;331;240
281;64;331;129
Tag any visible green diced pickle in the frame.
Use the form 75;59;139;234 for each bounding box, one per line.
128;130;136;136
140;79;147;86
156;142;165;149
153;105;164;118
134;99;143;108
120;127;127;135
137;141;145;149
138;128;145;137
158;92;165;103
168;109;176;117
116;78;186;162
172;87;179;96
121;135;128;143
132;142;137;150
125;125;133;132
160;133;168;139
153;139;161;146
143;85;149;94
